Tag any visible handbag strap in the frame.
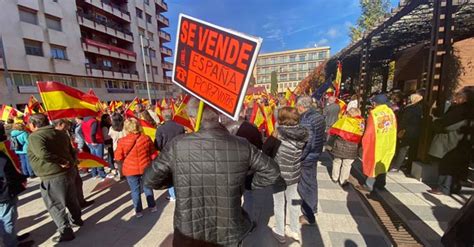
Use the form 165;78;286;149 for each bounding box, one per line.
124;134;141;158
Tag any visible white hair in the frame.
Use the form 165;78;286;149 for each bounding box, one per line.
297;96;312;109
187;97;219;123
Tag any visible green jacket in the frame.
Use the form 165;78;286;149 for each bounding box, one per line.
27;126;75;180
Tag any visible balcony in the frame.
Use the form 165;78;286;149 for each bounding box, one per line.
162;61;173;71
82;38;136;62
157;14;169;27
163;76;172;84
160;46;172;57
77;12;133;43
155;0;168;12
158;30;171;43
85;64;139;80
82;0;131;22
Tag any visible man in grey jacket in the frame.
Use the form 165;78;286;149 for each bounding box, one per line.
144;99;280;246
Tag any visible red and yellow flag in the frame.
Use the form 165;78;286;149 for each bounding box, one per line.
77;152;107;168
155;101;164;123
37;81;100;120
263;105;276;135
172;95;194;131
336;98;347;118
362;105;397;177
0;105;18;121
334;61;342;98
284;88;296;107
328;115;365;143
250;104;266;130
27;95;45;114
138;118;156;141
0;141;21;172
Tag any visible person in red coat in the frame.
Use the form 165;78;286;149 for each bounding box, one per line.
114;118;157;218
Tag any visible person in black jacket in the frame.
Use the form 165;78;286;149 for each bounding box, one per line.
296;96;326;225
390;92;423;172
143;100;280;247
154;108;185;201
0;126;33;247
271;107;308;244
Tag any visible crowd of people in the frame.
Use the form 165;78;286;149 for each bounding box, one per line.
0;85;473;246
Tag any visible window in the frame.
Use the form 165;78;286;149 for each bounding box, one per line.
298;54;306;62
46;15;61;31
152;66;158;74
289;73;297;80
318;52;325;59
12;73;33;86
149;49;156;58
144;0;149;5
279;74;287;81
19;7;37;25
24;39;43;56
289;64;297;72
289;55;296;62
146;14;152;23
138;27;145;37
103;60;112;68
122;81;132;89
136;8;143;18
148;32;154;41
50;45;67;60
143;48;148;56
145;65;150;73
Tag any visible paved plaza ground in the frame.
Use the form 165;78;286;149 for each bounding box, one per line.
16;157;391;247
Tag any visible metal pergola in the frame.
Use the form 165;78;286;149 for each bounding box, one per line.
323;0;474;160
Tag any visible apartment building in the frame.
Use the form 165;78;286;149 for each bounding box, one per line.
254;47;330;93
0;0;177;106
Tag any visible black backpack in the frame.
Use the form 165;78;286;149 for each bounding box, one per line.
0;152;27;202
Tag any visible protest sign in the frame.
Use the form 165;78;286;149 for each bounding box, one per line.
172;14;262;120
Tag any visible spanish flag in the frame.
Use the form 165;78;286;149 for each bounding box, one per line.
37;81;100;120
362;105;397;177
250;104;266;130
161;98;168;109
109;101;117;112
263;105;276;135
0;141;21;172
27;95;45;114
77;152;107;168
284;88;296;107
334;61;342;98
138;118;156;141
0;105;18;121
173;95;194;131
155;101;164;123
328;115;365;143
336;98;347;118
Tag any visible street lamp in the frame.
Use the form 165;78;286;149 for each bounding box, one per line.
139;34;152;104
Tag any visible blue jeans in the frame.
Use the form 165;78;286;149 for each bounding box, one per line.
0;198;18;247
168;187;175;199
18;154;34;177
87;144;106;178
126;175;156;213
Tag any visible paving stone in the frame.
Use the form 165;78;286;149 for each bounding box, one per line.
328;232;390;247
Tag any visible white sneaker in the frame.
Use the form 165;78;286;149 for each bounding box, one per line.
151;206;158;213
135;212;143;218
106;174;115;179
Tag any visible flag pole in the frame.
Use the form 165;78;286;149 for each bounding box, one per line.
194;101;205;132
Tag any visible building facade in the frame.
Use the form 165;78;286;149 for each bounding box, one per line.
0;0;177;106
254;47;330;93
